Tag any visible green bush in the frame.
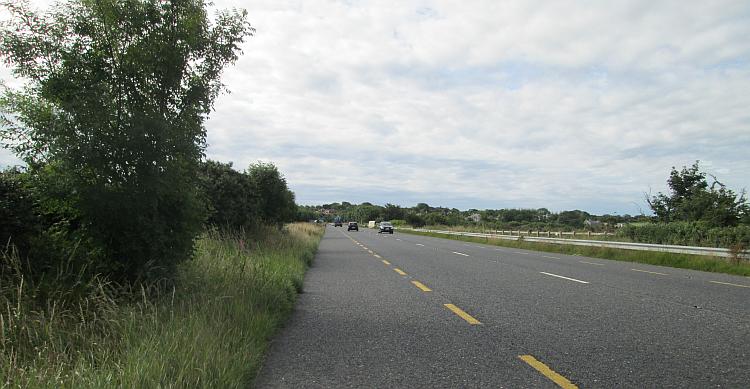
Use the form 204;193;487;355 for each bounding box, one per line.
618;222;750;248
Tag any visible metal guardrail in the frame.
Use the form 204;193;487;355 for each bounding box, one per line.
403;228;745;259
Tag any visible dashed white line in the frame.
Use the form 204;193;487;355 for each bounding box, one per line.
579;261;604;266
540;272;589;284
416;243;425;247
542;255;560;259
709;280;750;288
452;251;470;257
631;269;668;276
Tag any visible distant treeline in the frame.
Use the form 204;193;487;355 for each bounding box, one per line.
299;202;645;231
300;162;750;249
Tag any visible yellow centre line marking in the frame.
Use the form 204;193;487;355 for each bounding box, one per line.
631;268;668;276
411;280;432;292
579;261;604;266
443;303;481;325
367;250;374;254
381;259;391;265
709;280;750;288
519;355;578;389
393;268;407;276
373;254;382;258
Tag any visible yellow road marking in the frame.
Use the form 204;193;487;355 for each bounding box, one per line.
411;280;432;292
631;268;668;276
709;280;750;288
382;259;391;265
394;268;407;276
519;355;578;389
374;254;382;258
367;250;374;254
443;304;481;325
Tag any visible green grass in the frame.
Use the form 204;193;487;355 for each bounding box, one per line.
400;229;750;277
1;223;324;388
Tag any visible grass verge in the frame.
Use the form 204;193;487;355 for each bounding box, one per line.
400;229;750;277
1;222;324;388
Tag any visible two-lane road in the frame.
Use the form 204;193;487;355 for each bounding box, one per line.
256;226;750;387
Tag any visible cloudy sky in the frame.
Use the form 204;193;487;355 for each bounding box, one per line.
2;1;750;215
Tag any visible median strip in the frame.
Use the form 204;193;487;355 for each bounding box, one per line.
393;268;407;276
631;268;668;276
452;251;470;257
443;304;481;325
709;280;750;288
519;355;578;389
539;272;589;284
411;280;432;292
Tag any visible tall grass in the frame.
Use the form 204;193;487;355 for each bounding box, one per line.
401;229;750;277
1;223;324;387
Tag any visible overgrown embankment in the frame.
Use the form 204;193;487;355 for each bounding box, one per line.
1;223;324;388
400;229;750;277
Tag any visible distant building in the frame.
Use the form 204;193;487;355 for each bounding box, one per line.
584;219;602;228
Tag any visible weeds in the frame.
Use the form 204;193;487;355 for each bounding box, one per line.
1;223;324;388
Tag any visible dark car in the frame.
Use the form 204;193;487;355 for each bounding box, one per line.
347;222;358;231
333;217;342;227
378;222;394;234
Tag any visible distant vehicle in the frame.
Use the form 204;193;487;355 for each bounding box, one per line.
368;221;376;228
347;222;358;231
378;222;394;234
334;216;342;227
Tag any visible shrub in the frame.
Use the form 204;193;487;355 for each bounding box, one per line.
618;222;750;248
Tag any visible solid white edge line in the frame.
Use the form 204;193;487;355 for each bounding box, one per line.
452;251;470;257
540;272;589;284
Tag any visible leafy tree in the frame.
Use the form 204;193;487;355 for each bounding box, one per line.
246;162;297;227
648;161;748;227
382;203;405;221
198;160;259;230
405;212;425;227
0;0;253;281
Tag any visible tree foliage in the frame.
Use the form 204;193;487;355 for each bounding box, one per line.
245;162;297;228
647;161;749;227
0;0;253;281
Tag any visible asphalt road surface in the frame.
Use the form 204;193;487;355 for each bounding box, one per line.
255;226;750;388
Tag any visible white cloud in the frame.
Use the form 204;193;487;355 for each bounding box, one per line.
2;0;749;214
